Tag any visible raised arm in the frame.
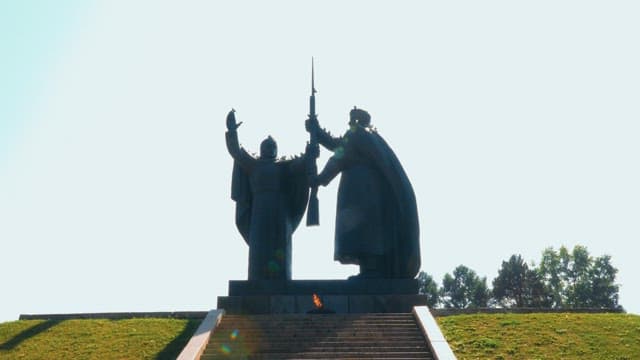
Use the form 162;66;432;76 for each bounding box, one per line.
314;155;344;187
225;110;256;171
305;117;341;151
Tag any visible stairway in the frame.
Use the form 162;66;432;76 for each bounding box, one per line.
200;313;433;359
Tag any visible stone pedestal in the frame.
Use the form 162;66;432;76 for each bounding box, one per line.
217;279;427;314
228;279;419;295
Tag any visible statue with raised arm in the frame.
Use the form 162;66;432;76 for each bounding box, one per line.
226;110;316;280
306;107;420;279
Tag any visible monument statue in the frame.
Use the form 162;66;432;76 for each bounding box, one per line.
226;110;316;280
307;107;420;279
218;63;428;314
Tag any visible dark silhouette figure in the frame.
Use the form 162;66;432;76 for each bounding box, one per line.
307;107;420;279
226;110;314;280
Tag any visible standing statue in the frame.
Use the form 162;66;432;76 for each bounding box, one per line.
307;107;420;279
226;110;315;280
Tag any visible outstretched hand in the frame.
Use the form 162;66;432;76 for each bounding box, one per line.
226;109;243;131
305;116;319;133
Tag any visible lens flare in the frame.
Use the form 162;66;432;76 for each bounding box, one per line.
230;329;239;340
220;344;231;354
267;260;280;273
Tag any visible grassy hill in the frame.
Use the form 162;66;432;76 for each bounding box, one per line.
0;318;199;360
2;313;639;359
437;312;640;359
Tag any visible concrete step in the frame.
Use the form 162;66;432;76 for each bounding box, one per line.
208;333;426;341
202;352;433;360
201;313;432;359
204;340;429;349
204;347;429;355
220;314;417;321
207;339;427;346
221;314;416;319
215;324;421;330
215;325;420;330
212;332;422;337
214;325;419;331
215;320;418;326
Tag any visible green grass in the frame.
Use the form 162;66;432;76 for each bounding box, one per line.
4;313;639;359
0;318;200;360
437;313;640;360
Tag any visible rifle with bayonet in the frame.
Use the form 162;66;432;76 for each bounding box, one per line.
306;58;320;226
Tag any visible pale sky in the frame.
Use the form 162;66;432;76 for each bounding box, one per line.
1;1;639;322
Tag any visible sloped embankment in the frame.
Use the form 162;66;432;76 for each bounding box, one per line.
0;318;199;360
437;313;640;359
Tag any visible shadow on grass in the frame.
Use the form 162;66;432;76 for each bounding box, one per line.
0;320;63;350
154;319;201;360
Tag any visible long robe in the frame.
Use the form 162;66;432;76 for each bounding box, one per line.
226;131;309;280
316;124;420;278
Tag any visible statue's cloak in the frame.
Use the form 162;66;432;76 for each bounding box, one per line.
230;159;309;245
339;127;421;278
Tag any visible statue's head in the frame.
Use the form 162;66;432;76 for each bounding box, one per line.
349;107;371;127
260;136;278;159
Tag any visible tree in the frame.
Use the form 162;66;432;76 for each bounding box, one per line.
537;245;620;309
440;265;489;309
417;271;439;307
492;254;552;308
539;247;564;308
565;245;593;307
589;255;620;308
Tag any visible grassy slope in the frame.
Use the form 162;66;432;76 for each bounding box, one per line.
437;313;640;360
3;313;639;359
0;318;200;360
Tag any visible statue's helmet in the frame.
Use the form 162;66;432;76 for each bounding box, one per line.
260;136;277;159
349;107;371;127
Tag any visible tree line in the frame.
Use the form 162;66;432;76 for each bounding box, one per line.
418;245;621;310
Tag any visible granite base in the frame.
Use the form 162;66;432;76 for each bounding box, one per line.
227;279;419;296
217;294;428;314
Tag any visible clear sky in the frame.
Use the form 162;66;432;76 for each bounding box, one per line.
1;1;639;322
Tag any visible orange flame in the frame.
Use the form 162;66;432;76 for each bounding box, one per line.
312;293;323;309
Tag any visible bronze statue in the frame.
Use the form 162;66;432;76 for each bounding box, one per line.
226;110;316;280
307;108;420;279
